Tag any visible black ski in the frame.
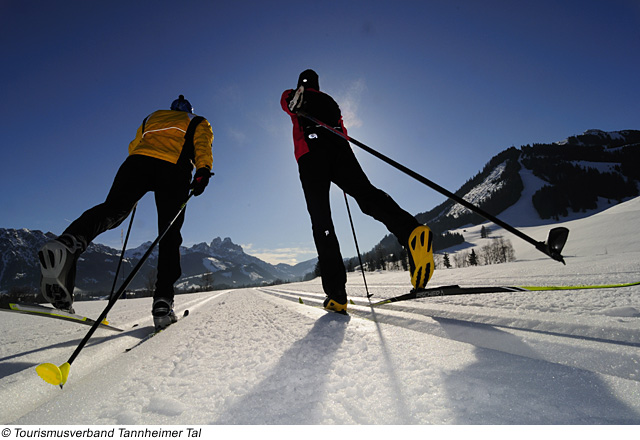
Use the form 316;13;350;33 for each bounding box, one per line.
126;309;189;352
372;281;640;306
0;301;123;332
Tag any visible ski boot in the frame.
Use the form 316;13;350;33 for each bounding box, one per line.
38;234;83;313
323;291;348;315
408;225;435;289
152;298;178;331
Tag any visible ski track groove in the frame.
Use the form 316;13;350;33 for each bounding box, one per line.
0;292;225;424
257;287;640;383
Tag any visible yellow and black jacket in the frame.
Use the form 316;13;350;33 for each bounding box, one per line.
128;110;213;171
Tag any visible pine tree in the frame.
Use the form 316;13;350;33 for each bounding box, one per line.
443;253;451;269
469;249;478;266
400;248;408;271
202;272;214;290
346;259;355;273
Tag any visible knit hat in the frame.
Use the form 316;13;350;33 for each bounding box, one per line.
170;95;194;113
297;69;319;90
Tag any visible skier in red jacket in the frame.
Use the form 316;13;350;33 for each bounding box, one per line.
281;69;434;313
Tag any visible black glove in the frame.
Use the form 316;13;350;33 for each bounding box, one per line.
191;168;211;196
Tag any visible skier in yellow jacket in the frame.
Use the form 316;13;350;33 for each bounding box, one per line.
38;95;213;330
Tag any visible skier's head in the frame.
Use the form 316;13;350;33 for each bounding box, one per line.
297;69;319;90
170;95;194;113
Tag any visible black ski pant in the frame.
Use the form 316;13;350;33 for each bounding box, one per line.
63;154;191;300
298;141;419;300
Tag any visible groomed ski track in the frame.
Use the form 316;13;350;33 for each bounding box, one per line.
2;264;640;424
258;282;640;380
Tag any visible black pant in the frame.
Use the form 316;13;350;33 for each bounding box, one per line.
298;140;419;299
64;155;191;299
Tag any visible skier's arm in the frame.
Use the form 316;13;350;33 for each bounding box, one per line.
281;89;296;116
193;119;213;172
127;122;144;155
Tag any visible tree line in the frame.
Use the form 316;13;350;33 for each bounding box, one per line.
307;232;516;278
443;237;516;269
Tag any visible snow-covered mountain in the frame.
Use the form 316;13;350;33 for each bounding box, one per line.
351;129;640;268
0;230;315;295
0;229;56;293
417;129;640;234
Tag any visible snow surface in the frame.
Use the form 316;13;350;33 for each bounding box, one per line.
1;198;640;426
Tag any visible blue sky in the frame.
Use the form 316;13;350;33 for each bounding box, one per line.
1;0;638;265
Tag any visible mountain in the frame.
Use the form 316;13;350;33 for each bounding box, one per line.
0;229;56;294
417;129;640;233
0;230;316;296
349;129;640;266
171;237;316;291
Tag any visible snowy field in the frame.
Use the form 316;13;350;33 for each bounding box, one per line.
1;198;639;427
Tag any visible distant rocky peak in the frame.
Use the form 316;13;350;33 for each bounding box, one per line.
210;237;243;253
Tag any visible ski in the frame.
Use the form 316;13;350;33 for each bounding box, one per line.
125;309;189;352
372;281;640;306
0;301;123;332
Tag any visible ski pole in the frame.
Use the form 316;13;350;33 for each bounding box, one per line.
343;192;372;299
35;193;194;389
109;204;137;302
297;111;569;264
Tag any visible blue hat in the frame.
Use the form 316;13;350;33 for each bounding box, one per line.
170;95;194;113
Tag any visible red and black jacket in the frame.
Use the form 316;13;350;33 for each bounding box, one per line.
281;88;349;161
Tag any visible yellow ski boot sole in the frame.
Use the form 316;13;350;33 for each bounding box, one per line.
324;298;348;315
409;225;435;289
